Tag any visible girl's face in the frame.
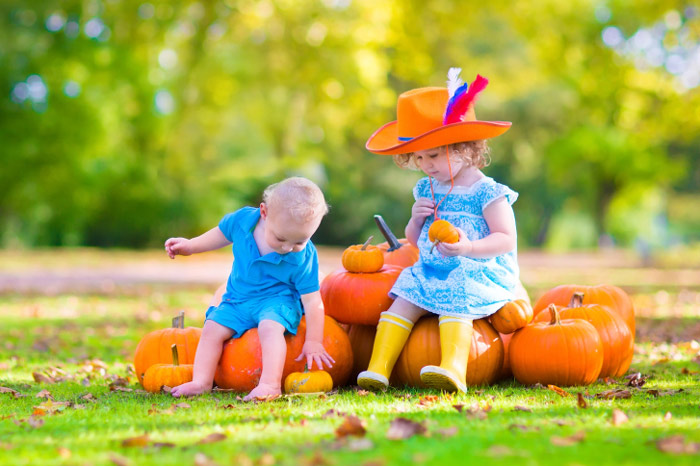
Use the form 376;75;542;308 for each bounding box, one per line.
413;147;466;183
260;203;321;254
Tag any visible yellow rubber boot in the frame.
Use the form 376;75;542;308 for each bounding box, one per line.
420;316;473;392
357;312;414;391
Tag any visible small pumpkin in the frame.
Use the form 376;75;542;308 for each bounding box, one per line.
533;284;635;336
320;265;403;325
134;311;201;385
341;236;384;273
215;315;353;392
143;344;194;393
284;367;333;394
428;219;459;253
374;215;420;268
393;317;504;388
533;292;633;378
490;299;533;334
510;304;603;386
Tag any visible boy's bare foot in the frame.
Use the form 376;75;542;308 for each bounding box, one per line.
171;380;210;397
243;382;281;401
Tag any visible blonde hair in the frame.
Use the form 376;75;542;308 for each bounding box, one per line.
263;177;329;222
392;140;491;170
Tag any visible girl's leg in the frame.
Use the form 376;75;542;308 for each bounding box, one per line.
357;297;428;391
171;320;234;397
420;316;473;393
244;319;287;401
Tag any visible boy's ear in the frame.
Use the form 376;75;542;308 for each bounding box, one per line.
259;202;268;219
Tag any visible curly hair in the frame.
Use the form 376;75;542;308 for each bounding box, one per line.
392;140;491;170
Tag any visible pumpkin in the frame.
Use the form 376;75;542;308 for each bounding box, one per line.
134;311;201;385
393;317;504;388
428;219;459;253
510;305;603;386
533;284;635;336
320;265;403;325
341;236;384;273
347;324;376;380
490;299;533;334
533;292;633;378
495;332;514;381
374;214;420;268
284;368;334;394
142;344;194;393
214;315;353;392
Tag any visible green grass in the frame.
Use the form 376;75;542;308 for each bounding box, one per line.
2;251;700;465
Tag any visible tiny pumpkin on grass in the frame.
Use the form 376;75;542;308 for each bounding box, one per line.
143;344;194;393
284;366;333;394
428;219;459;253
341;236;384;273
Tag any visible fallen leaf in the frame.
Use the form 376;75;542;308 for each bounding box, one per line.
81;393;98;402
663;412;673;422
26;417;44;428
547;385;571;397
509;424;540;432
346;438;374;451
32;372;55;384
577;393;589;409
513;405;532;412
647;389;683;397
356;389;370;397
386;417;426;440
550;430;585;446
35;390;52;399
121;434;150;447
611;409;628;426
335;415;366;438
625;372;647;388
32;400;70;416
656;435;700;455
0;387;19;396
173;402;191;410
418;395;439;406
322;409;343;419
452;404;464;413
110;386;133;393
596;389;632;400
197;433;227;444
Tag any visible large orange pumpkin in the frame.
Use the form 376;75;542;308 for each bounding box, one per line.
533;284;635;336
495;332;514;381
134;311;201;385
533;293;633;378
214;315;353;392
320;265;403;325
393;317;504;388
510;305;603;386
347;324;376;380
374;215;420;268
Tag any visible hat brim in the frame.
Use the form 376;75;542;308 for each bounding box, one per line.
366;120;512;155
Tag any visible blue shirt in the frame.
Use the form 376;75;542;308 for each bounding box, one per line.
218;207;320;304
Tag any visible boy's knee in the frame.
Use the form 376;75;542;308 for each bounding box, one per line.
202;320;235;340
257;319;286;337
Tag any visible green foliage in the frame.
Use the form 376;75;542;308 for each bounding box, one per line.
1;0;699;247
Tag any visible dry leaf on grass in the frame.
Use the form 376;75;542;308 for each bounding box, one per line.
577;393;589;409
418;395;439;406
513;405;532;412
32;372;55;384
335;415;366;438
0;387;21;398
121;434;150;447
32;400;70;416
663;412;673;421
625;372;647;388
547;385;571;397
596;389;631;400
35;390;52;399
656;435;700;455
611;409;629;426
550;430;585;446
197;433;227;445
386;418;426;440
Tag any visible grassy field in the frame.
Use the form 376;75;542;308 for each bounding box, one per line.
1;248;699;465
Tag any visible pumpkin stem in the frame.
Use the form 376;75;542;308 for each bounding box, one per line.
172;310;185;329
547;304;561;325
429;240;440;254
360;236;374;250
303;363;309;373
171;344;179;366
569;292;585;308
374;215;402;251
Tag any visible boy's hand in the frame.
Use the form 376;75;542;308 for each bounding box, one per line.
164;237;192;259
436;228;473;257
295;340;335;371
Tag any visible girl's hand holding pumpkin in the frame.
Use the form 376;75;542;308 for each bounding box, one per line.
435;228;473;257
164;237;193;259
296;340;335;371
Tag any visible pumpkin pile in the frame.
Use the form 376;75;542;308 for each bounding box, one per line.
509;284;635;386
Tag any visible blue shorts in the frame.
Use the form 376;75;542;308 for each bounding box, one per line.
205;296;303;338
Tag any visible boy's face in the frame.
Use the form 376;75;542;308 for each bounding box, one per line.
260;203;322;254
414;146;466;183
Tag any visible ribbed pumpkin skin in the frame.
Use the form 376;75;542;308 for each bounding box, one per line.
143;363;194;393
284;370;333;394
393;317;504;388
341;244;384;273
533;303;633;378
490;299;533;334
495;332;514;381
428;220;459;244
320;265;403;325
347;324;376;380
214;315;352;392
510;308;603;386
377;239;420;268
533;284;635;336
134;327;201;385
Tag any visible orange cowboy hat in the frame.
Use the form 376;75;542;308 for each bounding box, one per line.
366;69;512;155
